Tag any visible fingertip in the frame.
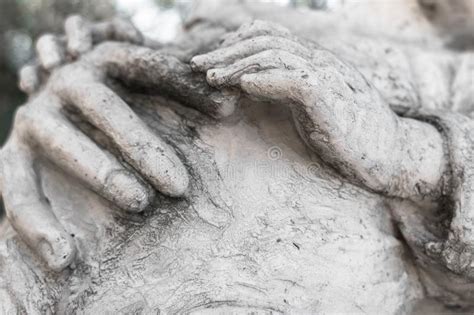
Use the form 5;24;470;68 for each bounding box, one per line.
36;34;64;70
65;15;92;57
38;232;76;271
190;55;207;72
106;170;155;212
128;184;155;212
166;167;190;197
18;65;40;94
153;154;190;197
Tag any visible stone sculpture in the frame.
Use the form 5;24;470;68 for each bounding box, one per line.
0;1;473;313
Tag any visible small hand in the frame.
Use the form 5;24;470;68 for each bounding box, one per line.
18;15;143;94
21;13;239;120
191;20;446;199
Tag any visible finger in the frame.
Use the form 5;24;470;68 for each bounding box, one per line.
92;18;143;45
221;20;293;47
191;36;312;72
64;15;93;57
18;64;40;94
91;43;238;119
389;199;453;271
24;103;153;212
58;82;189;197
239;69;309;102
1;140;75;271
205;49;312;87
36;34;65;70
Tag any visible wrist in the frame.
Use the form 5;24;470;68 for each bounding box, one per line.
390;117;447;199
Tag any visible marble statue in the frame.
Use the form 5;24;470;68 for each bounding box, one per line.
0;0;473;313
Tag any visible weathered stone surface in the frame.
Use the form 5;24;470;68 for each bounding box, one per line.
0;93;424;313
1;1;474;313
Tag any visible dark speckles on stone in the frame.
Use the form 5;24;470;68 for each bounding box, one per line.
346;82;356;92
302;74;309;79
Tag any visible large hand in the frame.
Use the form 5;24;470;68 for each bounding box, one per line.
191;20;447;199
1;14;243;271
0;48;199;272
